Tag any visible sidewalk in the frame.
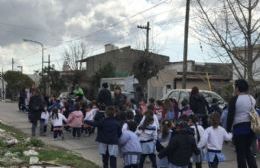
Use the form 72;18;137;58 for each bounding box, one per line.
0;102;259;168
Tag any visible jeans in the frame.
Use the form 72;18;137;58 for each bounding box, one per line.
72;127;81;137
233;133;258;168
208;155;219;168
168;163;188;168
102;149;117;168
40;119;47;135
139;154;157;168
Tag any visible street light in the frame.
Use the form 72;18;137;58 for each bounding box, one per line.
23;39;45;94
23;39;44;78
17;66;23;73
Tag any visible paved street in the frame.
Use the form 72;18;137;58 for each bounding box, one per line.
0;102;259;168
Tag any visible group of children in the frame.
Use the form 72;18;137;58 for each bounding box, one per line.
37;96;232;168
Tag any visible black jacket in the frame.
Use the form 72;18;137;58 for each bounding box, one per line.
159;130;199;166
85;117;122;144
28;95;45;122
97;88;112;106
190;93;209;115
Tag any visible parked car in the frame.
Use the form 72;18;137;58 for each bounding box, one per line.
161;89;226;110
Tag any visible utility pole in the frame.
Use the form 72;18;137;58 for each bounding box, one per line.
182;0;191;89
44;54;51;96
1;67;5;101
137;21;151;52
17;66;23;73
12;58;14;71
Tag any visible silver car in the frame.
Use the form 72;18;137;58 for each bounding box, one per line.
162;89;226;109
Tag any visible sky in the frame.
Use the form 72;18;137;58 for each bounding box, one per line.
0;0;222;74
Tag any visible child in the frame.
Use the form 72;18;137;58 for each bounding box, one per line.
157;120;173;168
40;106;49;136
154;100;164;122
181;99;193;117
84;103;98;136
85;106;122;168
197;112;232;168
68;103;84;138
158;121;199;168
188;115;205;168
122;110;135;132
50;108;67;140
119;121;142;168
136;115;157;168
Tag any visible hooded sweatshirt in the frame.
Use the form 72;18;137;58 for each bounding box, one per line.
68;110;83;128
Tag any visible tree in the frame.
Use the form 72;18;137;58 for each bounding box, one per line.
194;0;260;90
4;71;34;100
63;42;88;71
91;62;116;90
132;54;160;98
38;67;67;96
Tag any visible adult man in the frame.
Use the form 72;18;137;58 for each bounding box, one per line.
113;86;127;111
97;83;112;107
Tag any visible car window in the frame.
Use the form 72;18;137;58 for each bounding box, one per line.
168;91;180;100
179;91;190;104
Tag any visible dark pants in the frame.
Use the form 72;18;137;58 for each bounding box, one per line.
124;165;138;168
139;154;157;168
233;133;258;168
102;149;117;168
72;127;81;137
208;155;219;168
31;120;38;136
189;162;202;168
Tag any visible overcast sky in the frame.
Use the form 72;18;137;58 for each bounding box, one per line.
0;0;221;74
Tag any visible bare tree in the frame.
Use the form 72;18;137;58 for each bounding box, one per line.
193;0;260;89
63;42;87;71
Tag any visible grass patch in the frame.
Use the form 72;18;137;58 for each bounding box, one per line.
39;149;99;168
0;122;99;168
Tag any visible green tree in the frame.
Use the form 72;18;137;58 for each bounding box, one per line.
132;55;160;98
4;71;34;100
39;67;67;96
91;62;116;91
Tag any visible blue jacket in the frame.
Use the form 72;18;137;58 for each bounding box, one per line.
85;117;122;144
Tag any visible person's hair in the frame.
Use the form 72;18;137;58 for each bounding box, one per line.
74;103;81;111
92;100;97;106
210;112;220;129
126;110;134;120
149;98;155;104
163;99;172;111
147;104;154;111
127;121;138;132
156;100;163;106
144;109;153;117
235;79;249;93
189;115;201;141
102;83;108;88
140;115;154;131
191;86;199;95
179;114;189;122
51;108;59;119
161;120;172;139
115;85;121;90
106;106;116;117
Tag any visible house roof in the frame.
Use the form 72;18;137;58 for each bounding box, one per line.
78;45;169;62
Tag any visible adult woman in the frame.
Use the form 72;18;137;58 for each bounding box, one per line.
227;79;257;168
189;86;209;128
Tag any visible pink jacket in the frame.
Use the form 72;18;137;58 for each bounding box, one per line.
68;110;83;128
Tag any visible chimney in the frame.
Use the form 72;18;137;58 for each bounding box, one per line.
105;44;118;52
